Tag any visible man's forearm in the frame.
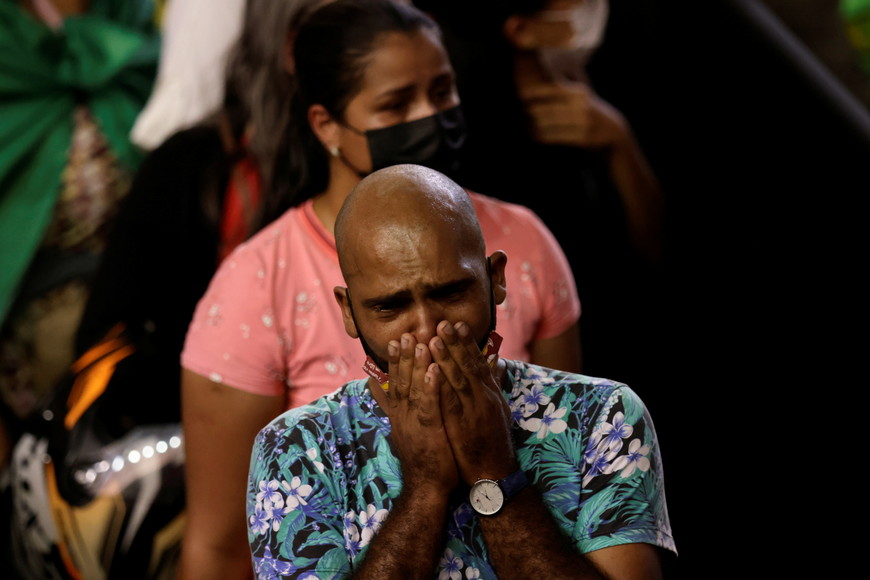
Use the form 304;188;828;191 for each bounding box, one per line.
478;486;607;580
349;487;450;579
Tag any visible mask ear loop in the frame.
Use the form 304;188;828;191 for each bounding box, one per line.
344;288;391;388
326;110;371;177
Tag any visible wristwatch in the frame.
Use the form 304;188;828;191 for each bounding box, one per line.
468;469;529;516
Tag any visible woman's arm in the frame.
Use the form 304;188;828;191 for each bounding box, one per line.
176;369;285;580
516;58;664;265
528;322;582;374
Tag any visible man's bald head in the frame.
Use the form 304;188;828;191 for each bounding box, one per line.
335;164;486;282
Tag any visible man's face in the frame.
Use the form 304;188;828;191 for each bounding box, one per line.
338;223;500;371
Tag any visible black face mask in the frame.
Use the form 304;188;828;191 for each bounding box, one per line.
342;105;467;178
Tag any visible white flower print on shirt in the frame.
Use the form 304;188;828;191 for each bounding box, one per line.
281;476;312;509
516;383;551;418
306;448;325;473
520;402;568;439
359;504;388;544
439;548;463;580
249;502;272;536
606;438;651;478
343;504;387;556
257;480;285;510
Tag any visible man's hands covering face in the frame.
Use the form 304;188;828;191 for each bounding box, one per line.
382;320;518;496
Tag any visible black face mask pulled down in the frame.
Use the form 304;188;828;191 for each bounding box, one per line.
340;105;467;178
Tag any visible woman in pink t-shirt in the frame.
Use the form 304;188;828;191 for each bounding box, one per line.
177;2;581;578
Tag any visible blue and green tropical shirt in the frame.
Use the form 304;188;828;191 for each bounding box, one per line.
246;360;676;579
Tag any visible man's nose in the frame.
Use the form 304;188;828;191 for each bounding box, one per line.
408;303;443;345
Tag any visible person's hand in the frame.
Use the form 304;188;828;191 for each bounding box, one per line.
382;333;459;495
518;79;630;151
427;321;518;485
515;57;665;265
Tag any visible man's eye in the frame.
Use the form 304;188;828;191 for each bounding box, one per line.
443;290;463;301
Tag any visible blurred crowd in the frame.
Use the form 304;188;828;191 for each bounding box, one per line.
0;1;866;579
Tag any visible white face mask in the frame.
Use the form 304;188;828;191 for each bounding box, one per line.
536;0;610;85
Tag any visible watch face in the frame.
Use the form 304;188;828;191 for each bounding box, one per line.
469;479;504;516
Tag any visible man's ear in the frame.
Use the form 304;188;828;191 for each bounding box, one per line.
333;286;360;339
308;104;340;155
488;250;508;306
503;15;541;49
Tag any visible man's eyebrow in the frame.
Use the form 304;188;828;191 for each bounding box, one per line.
428;278;475;296
361;290;412;309
360;277;476;309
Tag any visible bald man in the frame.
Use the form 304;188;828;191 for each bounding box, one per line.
245;164;676;579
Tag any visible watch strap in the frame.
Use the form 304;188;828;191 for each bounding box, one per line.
497;469;529;502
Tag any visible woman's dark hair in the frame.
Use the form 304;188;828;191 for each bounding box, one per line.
220;0;323;229
278;0;441;210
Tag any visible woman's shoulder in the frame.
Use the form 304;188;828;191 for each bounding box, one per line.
467;190;553;243
468;190;543;224
216;200;328;281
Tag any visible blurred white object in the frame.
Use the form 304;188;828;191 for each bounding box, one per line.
131;0;246;150
537;0;610;85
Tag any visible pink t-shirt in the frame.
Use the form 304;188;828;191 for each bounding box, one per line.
181;192;580;407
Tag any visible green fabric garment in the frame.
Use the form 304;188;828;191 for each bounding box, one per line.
0;0;159;325
842;0;870;75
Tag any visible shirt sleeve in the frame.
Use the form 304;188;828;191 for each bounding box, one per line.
508;203;582;341
247;412;352;579
180;241;287;397
576;385;674;552
511;369;675;557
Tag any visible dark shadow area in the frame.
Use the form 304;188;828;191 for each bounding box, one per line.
587;0;867;576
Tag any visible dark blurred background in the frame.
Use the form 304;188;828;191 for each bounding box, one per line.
588;0;867;576
2;0;865;577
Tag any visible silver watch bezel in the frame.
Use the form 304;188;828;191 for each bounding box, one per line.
469;478;505;516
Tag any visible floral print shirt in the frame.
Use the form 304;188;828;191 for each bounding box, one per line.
247;360;676;579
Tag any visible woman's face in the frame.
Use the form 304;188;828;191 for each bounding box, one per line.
336;28;460;174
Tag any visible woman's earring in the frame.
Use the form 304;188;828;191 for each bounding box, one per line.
329;146;340;157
